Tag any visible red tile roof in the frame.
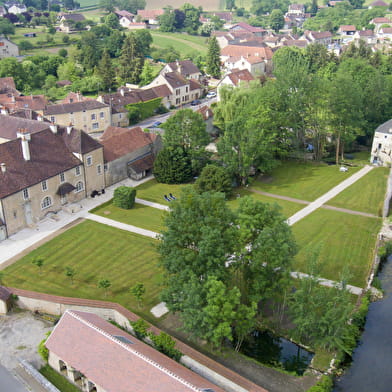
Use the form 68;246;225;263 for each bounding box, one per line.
339;25;356;31
137;9;164;19
100;126;156;162
225;69;255;86
166;60;201;76
0;114;50;140
371;17;391;23
0;77;17;94
230;22;266;33
43;100;108;116
221;45;273;60
46;310;225;392
0;94;48;111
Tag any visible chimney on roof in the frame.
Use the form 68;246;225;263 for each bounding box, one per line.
17;129;31;161
50;123;57;134
0;163;6;173
67;123;73;135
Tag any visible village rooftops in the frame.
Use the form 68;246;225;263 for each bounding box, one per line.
115;9;134;18
374;119;392;134
43;100;109;116
0;114;49;140
166;60;201;77
371;17;391;23
225;69;255;86
221;45;273;60
45;310;224;392
137;9;164;19
230;22;266;34
61;13;85;22
162;72;189;88
339;25;356;31
0;77;18;94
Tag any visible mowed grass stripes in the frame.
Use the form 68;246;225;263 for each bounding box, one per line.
292;209;381;288
2;220;163;316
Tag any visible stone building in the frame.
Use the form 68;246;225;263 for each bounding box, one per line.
370;119;392;166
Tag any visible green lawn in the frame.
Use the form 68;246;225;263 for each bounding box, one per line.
252;161;361;201
91;201;166;232
150;31;208;56
292;209;381;287
328;167;389;216
2;221;162;317
135;179;186;205
40;365;80;392
227;188;304;219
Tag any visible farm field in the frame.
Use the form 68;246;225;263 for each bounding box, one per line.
328;167;389;216
145;0;224;11
2;220;163;318
291;209;381;288
252;161;361;202
150;31;208;56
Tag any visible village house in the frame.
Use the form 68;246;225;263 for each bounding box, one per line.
97;84;171;127
45;310;224;392
0;36;19;59
370;119;392;166
338;25;356;36
59;13;86;33
370;17;391;33
0;94;47;112
160;60;202;80
100;126;162;185
368;0;388;8
302;30;333;45
5;2;27;14
146;72;203;107
38;100;111;134
0;124;104;239
217;68;255;101
228;22;267;37
377;27;392;40
352;29;376;45
287;3;305;15
137;9;164;25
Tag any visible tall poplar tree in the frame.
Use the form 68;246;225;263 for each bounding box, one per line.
97;48;116;91
118;33;143;84
206;36;221;79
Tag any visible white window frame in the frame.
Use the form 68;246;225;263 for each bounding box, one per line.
75;181;84;193
41;196;52;210
86;156;92;166
22;188;29;200
41;180;48;191
59;172;65;183
75;166;81;176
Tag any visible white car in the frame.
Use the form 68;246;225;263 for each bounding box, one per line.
206;91;217;98
339;166;348;172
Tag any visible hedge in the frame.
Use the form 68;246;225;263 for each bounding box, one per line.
113;186;136;209
126;97;162;125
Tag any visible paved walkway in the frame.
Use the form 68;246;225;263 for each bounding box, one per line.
287;165;374;225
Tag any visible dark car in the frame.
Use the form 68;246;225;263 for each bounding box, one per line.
190;99;201;106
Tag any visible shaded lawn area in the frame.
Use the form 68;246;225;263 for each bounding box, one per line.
2;220;162;318
328;167;389;215
227;188;304;219
291;209;381;288
91;201;166;233
252;161;361;201
134;179;185;206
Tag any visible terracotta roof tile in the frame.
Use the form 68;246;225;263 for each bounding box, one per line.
46;310;225;392
137;9;164;18
221;45;273;60
43;101;108;116
0;114;50;140
167;60;201;76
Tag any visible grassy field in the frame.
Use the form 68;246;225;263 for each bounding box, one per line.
145;0;223;11
328;167;389;215
150;31;208;56
134;179;186;205
40;365;81;392
227;188;304;219
252;161;361;201
91;201;166;232
2;220;162;317
292;209;381;287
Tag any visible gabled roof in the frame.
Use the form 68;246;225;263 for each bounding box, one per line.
46;310;223;392
305;30;332;39
339;25;356;31
225;69;255;86
380;27;392;33
370;0;388;6
371;17;391;23
197;105;213;121
162;72;188;88
213;12;233;22
61;13;85;21
0;129;81;199
356;29;374;36
0;77;17;94
137;9;164;19
282;39;308;47
375;119;392;134
58;126;103;155
0;94;48;111
0;114;49;140
229;22;266;33
189;79;202;91
166;60;201;76
289;4;305;10
43;100;108;116
115;10;134;18
100;126;157;162
221;45;273;60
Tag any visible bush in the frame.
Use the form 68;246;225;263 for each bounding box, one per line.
62;35;70;44
149;332;182;361
126;97;162;124
306;375;333;392
58;48;68;58
19;40;34;51
113;186;136;209
352;293;370;330
154;147;192;184
130;318;149;339
195;164;232;197
38;331;51;362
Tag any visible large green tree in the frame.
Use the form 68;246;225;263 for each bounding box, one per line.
118;33;144;84
206;36;221;79
269;9;284;32
97;48;116;91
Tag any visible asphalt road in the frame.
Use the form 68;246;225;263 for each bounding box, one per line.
0;364;29;392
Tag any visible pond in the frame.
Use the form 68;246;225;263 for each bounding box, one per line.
238;330;314;375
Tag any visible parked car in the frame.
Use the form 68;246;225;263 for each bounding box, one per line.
206;91;217;98
190;99;201;106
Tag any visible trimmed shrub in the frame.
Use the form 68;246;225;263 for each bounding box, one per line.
149;332;182;361
130;318;149;339
153;147;192;184
126;97;162;124
113;186;136;209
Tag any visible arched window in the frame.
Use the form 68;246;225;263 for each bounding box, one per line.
41;196;52;210
75;181;84;193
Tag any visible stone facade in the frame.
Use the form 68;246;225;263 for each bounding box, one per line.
0;37;19;59
371;119;392;166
